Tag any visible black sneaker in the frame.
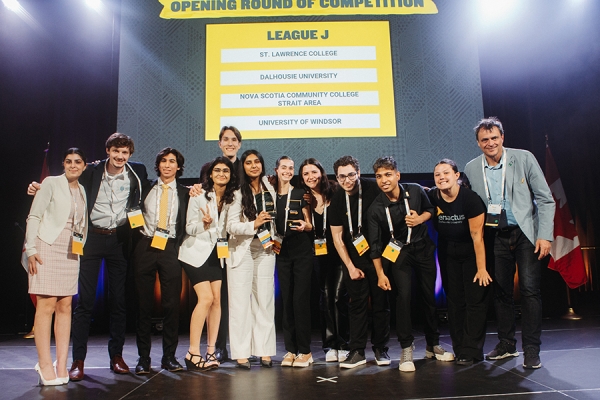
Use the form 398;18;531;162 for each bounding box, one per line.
373;346;391;366
340;349;366;369
486;341;519;360
523;347;542;369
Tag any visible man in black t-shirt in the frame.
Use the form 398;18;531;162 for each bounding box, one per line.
329;156;390;369
367;157;453;372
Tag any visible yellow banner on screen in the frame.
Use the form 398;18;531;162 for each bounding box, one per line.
206;21;397;140
159;0;437;19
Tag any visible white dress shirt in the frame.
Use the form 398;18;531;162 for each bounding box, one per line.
141;178;179;239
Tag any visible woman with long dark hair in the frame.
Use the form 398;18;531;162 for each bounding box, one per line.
299;158;350;363
226;150;277;368
25;148;88;385
271;156;314;367
179;157;237;370
428;159;491;366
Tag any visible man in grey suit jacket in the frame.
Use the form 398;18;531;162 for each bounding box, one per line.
464;117;555;370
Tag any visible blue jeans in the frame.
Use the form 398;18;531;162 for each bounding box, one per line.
491;226;542;352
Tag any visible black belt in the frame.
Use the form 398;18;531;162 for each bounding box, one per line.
90;227;118;235
496;225;519;233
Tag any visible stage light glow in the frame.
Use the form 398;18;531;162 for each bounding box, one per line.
85;0;102;11
477;0;519;20
2;0;22;12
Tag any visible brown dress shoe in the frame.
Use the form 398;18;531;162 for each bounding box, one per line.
110;355;130;374
69;360;84;381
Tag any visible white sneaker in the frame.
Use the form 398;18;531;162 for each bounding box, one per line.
425;345;455;362
281;352;295;367
325;349;338;362
337;350;349;362
399;343;416;372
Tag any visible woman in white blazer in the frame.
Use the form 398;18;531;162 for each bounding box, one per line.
226;150;276;368
25;148;88;386
179;157;237;371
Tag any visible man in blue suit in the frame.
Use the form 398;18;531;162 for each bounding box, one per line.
464;117;555;369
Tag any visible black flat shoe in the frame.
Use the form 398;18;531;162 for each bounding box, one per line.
456;356;474;366
135;357;151;375
236;361;251;369
260;358;273;368
161;356;183;372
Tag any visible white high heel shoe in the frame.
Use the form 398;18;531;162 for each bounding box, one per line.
34;363;62;386
53;361;69;384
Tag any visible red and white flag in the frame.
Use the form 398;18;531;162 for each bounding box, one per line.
545;145;587;289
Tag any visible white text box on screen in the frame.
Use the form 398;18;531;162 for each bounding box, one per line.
221;47;377;63
220;69;378;86
221;91;380;108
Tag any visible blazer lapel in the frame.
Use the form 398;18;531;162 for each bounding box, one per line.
504;149;516;203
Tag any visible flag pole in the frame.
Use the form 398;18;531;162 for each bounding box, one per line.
562;286;582;320
547;136;584;320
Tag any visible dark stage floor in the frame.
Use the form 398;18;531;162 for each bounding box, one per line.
2;317;600;400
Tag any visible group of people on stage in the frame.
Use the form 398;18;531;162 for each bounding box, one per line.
24;116;555;386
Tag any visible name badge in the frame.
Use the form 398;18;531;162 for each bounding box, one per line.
216;238;229;259
72;232;84;256
151;228;169;250
272;234;283;255
127;207;145;229
257;229;273;249
314;238;328;256
352;234;369;256
485;204;502;227
382;238;403;263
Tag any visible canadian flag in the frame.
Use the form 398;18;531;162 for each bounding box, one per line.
545;145;587;289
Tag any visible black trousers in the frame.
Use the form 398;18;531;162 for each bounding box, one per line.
72;229;129;361
133;236;182;359
342;257;390;354
314;253;349;351
391;237;440;349
276;234;313;354
438;239;490;359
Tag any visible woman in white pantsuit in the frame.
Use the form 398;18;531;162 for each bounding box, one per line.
226;150;276;368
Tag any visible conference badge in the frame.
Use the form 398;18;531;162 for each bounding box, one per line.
382;238;403;263
352;234;369;256
151;228;169;250
72;232;84;256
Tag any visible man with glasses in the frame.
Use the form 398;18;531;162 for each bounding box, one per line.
329;156;390;369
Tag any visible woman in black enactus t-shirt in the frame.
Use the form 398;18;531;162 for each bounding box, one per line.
428;159;492;366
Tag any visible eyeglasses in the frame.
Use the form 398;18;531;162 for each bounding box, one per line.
336;172;358;182
213;168;230;175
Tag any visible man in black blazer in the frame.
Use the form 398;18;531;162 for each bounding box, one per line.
132;147;189;374
71;133;148;379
